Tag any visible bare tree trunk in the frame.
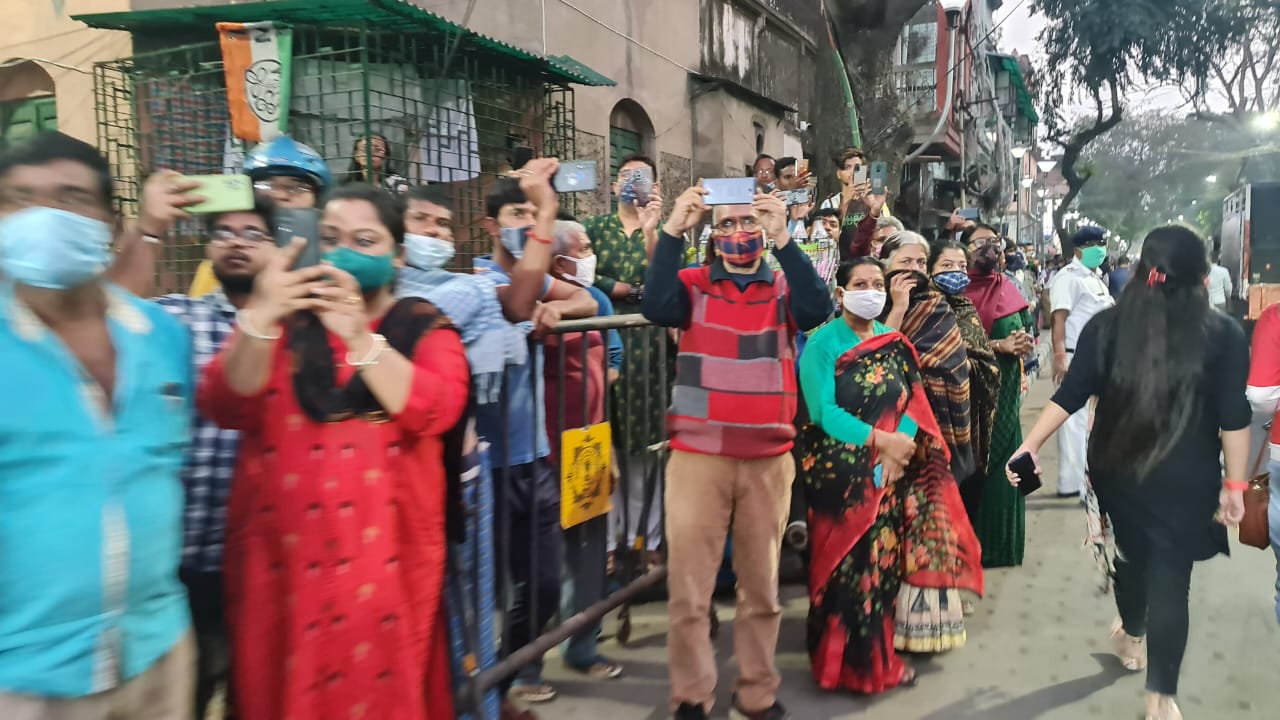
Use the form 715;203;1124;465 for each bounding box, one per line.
1052;79;1124;246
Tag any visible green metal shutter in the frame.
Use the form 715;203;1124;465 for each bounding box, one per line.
0;96;58;153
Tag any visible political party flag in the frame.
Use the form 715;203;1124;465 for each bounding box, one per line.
218;21;292;143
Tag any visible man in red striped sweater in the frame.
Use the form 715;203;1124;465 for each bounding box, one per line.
643;185;831;720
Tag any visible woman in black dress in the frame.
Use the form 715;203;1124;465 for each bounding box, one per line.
1007;226;1250;720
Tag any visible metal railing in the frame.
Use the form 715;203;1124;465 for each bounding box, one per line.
450;314;674;718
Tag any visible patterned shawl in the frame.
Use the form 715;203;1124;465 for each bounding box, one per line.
944;294;1001;478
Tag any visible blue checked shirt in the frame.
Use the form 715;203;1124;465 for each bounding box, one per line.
154;291;238;574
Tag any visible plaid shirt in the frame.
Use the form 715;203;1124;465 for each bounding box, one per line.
155;291;238;574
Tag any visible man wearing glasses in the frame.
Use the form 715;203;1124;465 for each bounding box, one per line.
643;188;830;720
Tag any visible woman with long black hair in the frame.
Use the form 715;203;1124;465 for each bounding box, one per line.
1008;225;1250;720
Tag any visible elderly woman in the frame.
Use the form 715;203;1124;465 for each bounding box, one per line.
962;223;1035;568
800;258;983;692
877;232;983;650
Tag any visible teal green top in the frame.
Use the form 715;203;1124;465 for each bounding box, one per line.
799;317;894;446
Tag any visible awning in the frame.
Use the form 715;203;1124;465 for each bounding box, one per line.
74;0;616;87
990;54;1039;125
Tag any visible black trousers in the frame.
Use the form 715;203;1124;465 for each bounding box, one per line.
180;568;234;720
495;457;563;691
1111;519;1195;695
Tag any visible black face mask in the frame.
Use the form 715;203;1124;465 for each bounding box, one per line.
973;245;1001;274
884;269;933;306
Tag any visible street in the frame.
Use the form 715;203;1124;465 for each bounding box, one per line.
539;380;1280;719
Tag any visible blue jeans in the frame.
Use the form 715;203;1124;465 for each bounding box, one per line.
1270;460;1280;625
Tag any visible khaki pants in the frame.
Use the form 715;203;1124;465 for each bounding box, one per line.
0;633;195;720
665;449;794;713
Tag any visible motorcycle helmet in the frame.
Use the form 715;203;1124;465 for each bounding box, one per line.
243;135;333;191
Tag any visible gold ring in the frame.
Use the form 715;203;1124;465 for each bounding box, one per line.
344;295;362;306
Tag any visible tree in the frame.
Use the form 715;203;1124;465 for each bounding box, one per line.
1073;112;1242;242
1031;0;1254;246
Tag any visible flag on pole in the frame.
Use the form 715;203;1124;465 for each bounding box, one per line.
218;21;292;143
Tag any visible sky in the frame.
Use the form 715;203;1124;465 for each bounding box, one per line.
995;0;1190;115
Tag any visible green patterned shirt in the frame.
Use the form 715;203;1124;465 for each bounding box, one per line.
582;213;646;296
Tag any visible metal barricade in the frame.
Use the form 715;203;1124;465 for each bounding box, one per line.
451;314;675;716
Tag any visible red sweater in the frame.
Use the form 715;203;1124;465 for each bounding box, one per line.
667;266;799;458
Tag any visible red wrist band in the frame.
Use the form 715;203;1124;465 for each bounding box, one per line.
529;231;553;245
1223;479;1248;492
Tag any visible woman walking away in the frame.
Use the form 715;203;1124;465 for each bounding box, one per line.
929;241;1001;525
200;185;471;720
799;258;983;694
963;223;1034;568
1009;226;1250;720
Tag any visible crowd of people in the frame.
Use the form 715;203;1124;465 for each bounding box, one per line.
0;130;1272;720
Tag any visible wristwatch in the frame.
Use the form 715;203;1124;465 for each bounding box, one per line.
626;285;645;304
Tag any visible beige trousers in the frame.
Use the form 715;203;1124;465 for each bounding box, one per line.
665;449;795;713
0;632;195;720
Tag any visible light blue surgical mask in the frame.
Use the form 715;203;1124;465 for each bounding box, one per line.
0;206;113;289
404;233;455;270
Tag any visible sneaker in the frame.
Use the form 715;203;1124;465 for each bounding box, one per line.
674;702;708;720
729;699;789;720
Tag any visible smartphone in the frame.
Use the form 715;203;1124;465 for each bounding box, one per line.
957;207;980;221
870;162;889;196
511;145;534;171
1009;452;1042;496
798;158;810;176
274;208;322;269
180;174;254;214
787;188;812;206
553;160;597;193
853;164;869;185
702;177;757;206
619;166;655;207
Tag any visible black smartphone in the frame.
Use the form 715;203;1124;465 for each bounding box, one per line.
274;207;322;269
1009;452;1042;496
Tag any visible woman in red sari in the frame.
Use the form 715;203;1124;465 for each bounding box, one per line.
798;258;983;694
199;185;469;720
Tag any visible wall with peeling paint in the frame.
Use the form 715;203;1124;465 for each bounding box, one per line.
5;0;131;142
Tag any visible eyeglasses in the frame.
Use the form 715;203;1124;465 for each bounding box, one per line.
254;180;314;196
210;227;271;246
712;217;761;234
970;235;1000;248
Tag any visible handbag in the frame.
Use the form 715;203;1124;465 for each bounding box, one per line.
1239;433;1271;550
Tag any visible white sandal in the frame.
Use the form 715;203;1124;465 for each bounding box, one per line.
1110;617;1147;671
1145;693;1182;720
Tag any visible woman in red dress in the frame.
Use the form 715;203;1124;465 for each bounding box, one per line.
199;185;469;720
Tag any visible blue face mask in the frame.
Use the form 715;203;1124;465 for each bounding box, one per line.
0;206;113;289
932;271;971;295
403;233;455;271
500;225;529;259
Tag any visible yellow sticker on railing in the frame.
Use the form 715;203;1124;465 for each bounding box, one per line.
561;422;613;529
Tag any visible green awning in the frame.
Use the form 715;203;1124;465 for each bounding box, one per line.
74;0;615;87
990;54;1039;125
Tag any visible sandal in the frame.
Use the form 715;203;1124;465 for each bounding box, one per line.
508;683;557;704
1110;618;1147;672
899;664;919;688
567;656;625;680
1144;693;1182;720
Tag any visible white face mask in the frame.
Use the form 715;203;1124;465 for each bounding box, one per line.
403;233;455;270
842;289;886;320
557;253;598;287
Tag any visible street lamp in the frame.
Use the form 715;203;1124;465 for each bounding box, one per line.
939;0;966;29
1011;146;1028;160
1206;175;1218;184
1254;111;1279;133
1038;159;1055;174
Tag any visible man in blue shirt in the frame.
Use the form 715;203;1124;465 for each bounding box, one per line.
0;132;194;717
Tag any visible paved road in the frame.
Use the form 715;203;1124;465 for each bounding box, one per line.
534;381;1280;720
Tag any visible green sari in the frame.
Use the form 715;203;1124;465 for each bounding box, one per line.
973;310;1031;568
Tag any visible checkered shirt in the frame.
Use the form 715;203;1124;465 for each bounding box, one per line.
155;291;238;574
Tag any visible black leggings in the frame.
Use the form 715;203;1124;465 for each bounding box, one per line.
1111;520;1195;696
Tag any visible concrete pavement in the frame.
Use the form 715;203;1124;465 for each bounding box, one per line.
536;380;1280;720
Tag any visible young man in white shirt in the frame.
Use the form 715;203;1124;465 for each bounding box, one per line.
1208;252;1233;312
1049;226;1116;499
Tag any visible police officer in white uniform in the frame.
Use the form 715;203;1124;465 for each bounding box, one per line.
1049;226;1115;499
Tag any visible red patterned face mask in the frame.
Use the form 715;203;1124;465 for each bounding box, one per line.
715;230;765;267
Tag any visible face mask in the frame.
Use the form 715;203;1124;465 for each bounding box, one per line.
972;245;1001;274
933;271;971;295
557;253;597;287
1006;253;1026;271
501;225;529;259
404;233;454;271
1080;245;1106;270
324;247;396;292
0;206;113;290
842;289;886;320
715;230;765;268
